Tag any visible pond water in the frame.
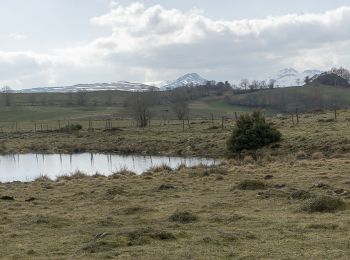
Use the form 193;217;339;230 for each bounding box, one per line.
0;153;218;182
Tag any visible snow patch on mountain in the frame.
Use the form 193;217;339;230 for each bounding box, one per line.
271;68;323;87
19;82;156;93
160;73;208;90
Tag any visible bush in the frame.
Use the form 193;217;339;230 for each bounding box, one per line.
301;196;346;213
60;124;82;132
227;111;281;153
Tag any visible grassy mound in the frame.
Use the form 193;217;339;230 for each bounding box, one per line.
301;196;346;213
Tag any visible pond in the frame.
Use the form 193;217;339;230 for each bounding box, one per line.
0;153;218;182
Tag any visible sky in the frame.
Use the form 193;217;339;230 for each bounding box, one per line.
1;0;350;89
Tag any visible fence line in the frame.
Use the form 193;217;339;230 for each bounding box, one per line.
0;116;239;133
0;108;344;133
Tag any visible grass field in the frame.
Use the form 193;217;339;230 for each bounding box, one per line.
2;108;350;258
0;109;350;158
1;153;350;258
0;96;259;132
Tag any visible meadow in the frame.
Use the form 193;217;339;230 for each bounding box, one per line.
1;109;350;258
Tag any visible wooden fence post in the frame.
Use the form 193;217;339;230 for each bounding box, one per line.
296;108;299;124
221;116;224;130
234;112;238;121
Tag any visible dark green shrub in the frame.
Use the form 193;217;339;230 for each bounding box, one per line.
60;124;82;132
227;111;281;153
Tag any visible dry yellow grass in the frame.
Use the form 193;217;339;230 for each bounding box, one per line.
1;158;350;259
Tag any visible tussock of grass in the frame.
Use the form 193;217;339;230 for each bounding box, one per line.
105;187;125;196
288;190;311;200
158;184;176;191
311;152;324;160
169;211;198;224
295;151;307;160
301;196;346;213
0;195;14;201
120;206;154;215
34;175;51;182
176;163;187;171
237;180;268;190
82;240;120;254
110;168;136;178
306;223;339;230
149;163;173;173
318;118;335;123
149;231;176;240
56;170;88;181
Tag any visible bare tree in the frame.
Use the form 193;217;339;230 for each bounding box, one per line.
249;80;259;90
304;76;311;85
172;101;189;120
129;93;153;127
240;79;250;90
268;79;276;89
2;86;12;106
330;67;350;82
259;80;267;89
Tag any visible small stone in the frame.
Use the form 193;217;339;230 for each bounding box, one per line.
264;175;273;180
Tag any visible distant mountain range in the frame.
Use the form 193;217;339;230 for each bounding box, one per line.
18;82;156;93
19;73;209;93
18;69;324;93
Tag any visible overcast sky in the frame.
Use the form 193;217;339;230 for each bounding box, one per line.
1;0;350;89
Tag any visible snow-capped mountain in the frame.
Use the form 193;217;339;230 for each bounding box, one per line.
160;73;208;90
19;73;208;93
144;80;172;88
19;82;156;93
271;68;323;87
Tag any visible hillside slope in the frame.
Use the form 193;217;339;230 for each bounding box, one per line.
229;84;350;112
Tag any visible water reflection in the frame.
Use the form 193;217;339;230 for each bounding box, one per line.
0;153;217;183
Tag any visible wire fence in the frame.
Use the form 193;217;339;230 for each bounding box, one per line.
0;108;343;133
0;116;239;133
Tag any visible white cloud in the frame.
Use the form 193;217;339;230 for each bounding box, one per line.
3;3;350;89
8;33;28;41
